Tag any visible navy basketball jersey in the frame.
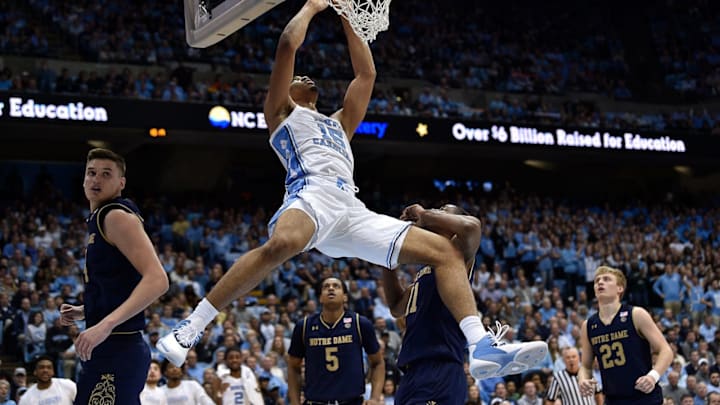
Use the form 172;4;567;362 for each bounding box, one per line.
586;304;662;402
84;197;145;332
397;265;465;368
288;310;379;401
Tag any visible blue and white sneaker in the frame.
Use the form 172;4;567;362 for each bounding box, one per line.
157;319;204;367
469;321;548;380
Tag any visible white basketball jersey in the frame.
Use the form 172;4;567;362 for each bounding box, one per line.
140;384;167;405
269;106;356;190
18;378;76;405
221;375;246;405
220;366;263;405
163;380;215;405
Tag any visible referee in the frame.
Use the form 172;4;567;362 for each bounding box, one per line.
546;347;604;405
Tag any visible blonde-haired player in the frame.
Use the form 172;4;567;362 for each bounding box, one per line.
579;266;673;404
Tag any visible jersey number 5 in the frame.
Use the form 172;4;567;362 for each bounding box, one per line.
325;347;339;371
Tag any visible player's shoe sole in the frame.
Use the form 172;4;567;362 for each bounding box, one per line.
469;322;548;380
469;336;548;379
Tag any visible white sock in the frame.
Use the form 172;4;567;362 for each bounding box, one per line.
187;298;219;329
460;315;486;344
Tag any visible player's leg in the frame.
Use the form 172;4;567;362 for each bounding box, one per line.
158;207;316;366
399;226;548;379
206;207;315;310
323;210;476;324
398;226;477;322
324;210;482;336
319;207;547;379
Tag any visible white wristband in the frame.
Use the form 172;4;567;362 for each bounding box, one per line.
647;369;660;383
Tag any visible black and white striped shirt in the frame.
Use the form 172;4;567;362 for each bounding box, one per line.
546;369;600;405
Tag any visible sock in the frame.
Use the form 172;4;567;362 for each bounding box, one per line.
187;298;219;329
460;315;486;344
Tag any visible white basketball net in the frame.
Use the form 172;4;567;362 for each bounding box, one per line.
327;0;391;43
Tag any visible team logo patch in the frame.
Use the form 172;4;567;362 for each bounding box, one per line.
620;310;628;322
344;317;352;329
88;373;116;404
591;323;598;330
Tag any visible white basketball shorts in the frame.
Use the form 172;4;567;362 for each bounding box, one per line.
268;177;411;269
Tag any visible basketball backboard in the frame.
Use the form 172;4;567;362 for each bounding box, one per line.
184;0;285;48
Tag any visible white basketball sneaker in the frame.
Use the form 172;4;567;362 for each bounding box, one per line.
469;322;548;380
157;319;204;367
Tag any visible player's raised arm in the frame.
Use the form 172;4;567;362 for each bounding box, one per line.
264;0;328;132
332;16;376;140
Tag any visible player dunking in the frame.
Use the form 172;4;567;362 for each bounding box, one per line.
158;0;546;379
61;148;169;405
579;266;673;405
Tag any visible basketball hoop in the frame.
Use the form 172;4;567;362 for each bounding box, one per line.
326;0;391;43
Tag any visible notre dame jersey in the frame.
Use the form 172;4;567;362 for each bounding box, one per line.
397;265;465;368
84;197;145;332
288;310;379;402
586;304;662;403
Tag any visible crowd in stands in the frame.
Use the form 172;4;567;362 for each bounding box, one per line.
3;61;720;134
15;0;631;96
2;0;715;100
0;1;49;57
649;0;720;99
0;0;719;133
1;170;720;403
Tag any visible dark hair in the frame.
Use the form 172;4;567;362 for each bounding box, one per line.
226;346;242;357
161;358;183;374
33;354;55;370
321;277;349;295
87;148;126;176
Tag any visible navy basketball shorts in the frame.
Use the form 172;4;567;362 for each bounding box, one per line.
396;360;466;405
75;332;151;405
